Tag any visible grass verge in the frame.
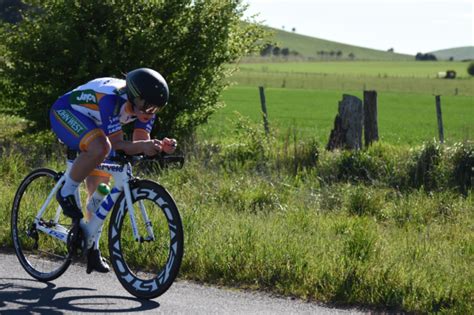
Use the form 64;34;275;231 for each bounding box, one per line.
0;133;472;313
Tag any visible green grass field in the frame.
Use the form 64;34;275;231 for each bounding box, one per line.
200;86;473;145
237;61;472;78
229;60;474;97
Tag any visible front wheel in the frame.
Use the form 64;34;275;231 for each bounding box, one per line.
11;168;72;281
108;180;184;299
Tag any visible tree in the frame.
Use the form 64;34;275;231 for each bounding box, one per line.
260;44;273;57
348;52;355;60
272;46;281;56
468;62;474;76
281;48;290;57
0;0;27;24
291;27;296;32
1;1;265;138
415;53;437;61
290;50;300;57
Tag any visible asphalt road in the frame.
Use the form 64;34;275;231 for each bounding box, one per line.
0;253;364;314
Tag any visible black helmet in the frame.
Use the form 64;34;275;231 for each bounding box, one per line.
126;68;169;112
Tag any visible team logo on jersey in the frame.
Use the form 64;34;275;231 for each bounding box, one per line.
70;89;98;105
54;109;87;137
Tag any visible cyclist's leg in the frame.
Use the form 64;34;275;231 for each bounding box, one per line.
84;174;111;273
69;138;111;185
50;97;111;218
85;174;111;220
50;97;111;272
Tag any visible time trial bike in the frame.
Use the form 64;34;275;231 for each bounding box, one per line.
11;149;184;299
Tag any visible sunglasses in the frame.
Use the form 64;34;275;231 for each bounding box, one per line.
134;97;164;114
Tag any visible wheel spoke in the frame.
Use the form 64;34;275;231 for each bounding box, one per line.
12;169;72;281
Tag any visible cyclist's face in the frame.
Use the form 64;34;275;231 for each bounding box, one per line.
130;100;153;123
133;97;162;115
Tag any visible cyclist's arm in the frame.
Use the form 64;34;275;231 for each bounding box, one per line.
133;128;151;141
99;96;160;156
109;132;161;156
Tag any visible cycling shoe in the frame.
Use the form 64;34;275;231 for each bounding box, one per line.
56;190;84;219
86;246;110;274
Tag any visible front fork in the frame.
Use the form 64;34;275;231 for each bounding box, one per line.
124;179;156;242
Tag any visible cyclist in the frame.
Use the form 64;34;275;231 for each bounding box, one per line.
49;68;177;273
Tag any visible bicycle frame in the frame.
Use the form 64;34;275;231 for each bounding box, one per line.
33;157;155;247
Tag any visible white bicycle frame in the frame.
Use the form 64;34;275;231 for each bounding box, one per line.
33;158;155;247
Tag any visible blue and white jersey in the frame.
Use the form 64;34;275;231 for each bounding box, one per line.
67;77;155;137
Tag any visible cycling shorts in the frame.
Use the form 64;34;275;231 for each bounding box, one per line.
50;94;106;152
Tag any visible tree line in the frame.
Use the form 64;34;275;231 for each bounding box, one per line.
260;45;356;60
415;53;437;61
260;44;300;57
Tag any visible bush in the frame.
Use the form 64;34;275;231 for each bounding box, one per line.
219;114;268;170
449;143;473;195
0;1;265;138
274;129;319;175
467;62;474;76
409;141;442;191
336;150;383;183
346;186;384;217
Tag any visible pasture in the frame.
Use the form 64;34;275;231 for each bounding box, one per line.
200;86;473;146
237;61;472;78
229;61;474;96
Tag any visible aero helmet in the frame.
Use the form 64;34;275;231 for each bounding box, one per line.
126;68;169;112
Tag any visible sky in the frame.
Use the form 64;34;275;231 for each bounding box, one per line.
244;0;473;55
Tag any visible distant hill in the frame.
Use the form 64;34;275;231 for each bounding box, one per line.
253;27;413;61
429;46;474;61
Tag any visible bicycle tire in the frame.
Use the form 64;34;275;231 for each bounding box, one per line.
11;168;72;281
108;179;184;299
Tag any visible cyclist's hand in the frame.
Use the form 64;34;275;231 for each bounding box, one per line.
162;137;177;154
143;139;162;156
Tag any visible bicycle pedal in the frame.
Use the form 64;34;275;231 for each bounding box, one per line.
67;220;85;258
27;222;39;250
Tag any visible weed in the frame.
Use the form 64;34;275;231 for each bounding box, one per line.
346;186;384;217
449;142;473;195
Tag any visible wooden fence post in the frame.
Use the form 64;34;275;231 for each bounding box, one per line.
259;86;270;136
326;94;363;150
435;95;444;143
363;90;379;147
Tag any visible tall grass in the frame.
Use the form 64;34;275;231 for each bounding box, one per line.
161;160;473;313
0;119;472;313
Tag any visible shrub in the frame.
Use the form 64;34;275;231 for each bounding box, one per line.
409;141;442;191
274;129;319;175
467;62;474;76
449;143;473;195
336;150;382;183
346;186;384;217
1;1;265;138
